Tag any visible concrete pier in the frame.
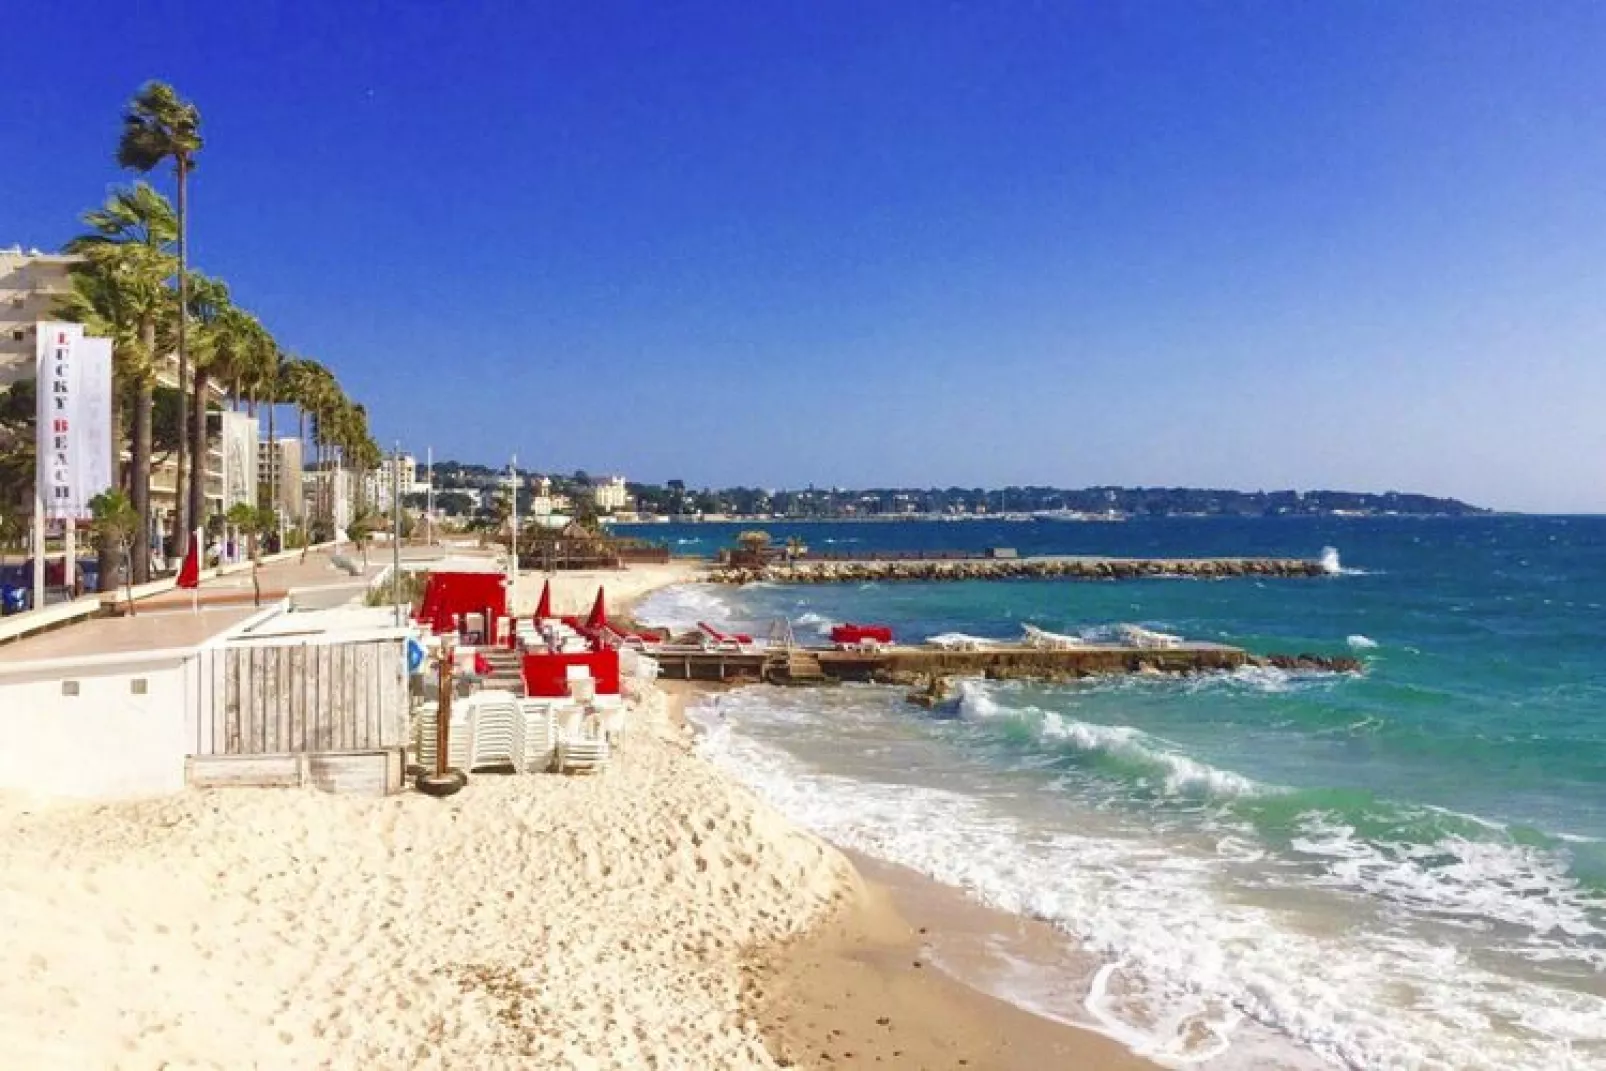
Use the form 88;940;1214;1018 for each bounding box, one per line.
649;641;1256;684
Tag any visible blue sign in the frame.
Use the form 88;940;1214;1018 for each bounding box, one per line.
405;636;427;675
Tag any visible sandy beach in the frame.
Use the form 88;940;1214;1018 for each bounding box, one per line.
509;560;707;620
0;564;1157;1069
0;683;846;1068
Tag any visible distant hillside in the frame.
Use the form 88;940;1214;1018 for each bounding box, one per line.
1021;487;1488;518
423;462;1487;518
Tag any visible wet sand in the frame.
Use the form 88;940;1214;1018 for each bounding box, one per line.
660;680;1161;1070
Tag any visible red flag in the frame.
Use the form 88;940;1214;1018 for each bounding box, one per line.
585;586;607;630
535;578;552;620
176;528;202;589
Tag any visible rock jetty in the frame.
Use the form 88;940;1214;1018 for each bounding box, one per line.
712;557;1328;585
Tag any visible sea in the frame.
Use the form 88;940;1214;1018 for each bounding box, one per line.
623;516;1606;1070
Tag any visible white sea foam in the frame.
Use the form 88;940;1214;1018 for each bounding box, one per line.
691;688;1606;1070
1347;634;1379;650
633;583;741;630
1291;816;1606;969
1319;546;1371;576
794;611;839;637
955;681;1269;800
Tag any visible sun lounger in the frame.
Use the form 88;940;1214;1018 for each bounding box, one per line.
926;632;997;651
1117;624;1183;649
697;622;754;653
1023;624;1083;650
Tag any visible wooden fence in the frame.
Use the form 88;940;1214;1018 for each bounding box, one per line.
194;634;409;757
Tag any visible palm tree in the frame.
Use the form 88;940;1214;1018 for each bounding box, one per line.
117;81;202;555
254;342;288;523
185;274;267;535
59;183;177;582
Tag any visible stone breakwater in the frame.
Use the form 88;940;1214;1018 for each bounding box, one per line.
712;557;1329;585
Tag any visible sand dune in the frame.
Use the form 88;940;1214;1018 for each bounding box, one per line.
0;688;848;1069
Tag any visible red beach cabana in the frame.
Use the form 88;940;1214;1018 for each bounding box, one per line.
417;570;508;641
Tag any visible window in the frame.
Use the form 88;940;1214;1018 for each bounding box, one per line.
10;329;22;342
61;681;80;697
130;679;148;695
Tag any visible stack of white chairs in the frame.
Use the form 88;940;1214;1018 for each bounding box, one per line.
553;702;609;773
415;699;474;772
464;689;521;771
513;697;559;773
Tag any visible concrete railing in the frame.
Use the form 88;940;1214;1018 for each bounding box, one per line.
0;542;341;649
0;594;105;648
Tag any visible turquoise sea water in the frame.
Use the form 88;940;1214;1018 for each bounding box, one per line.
627;517;1606;1069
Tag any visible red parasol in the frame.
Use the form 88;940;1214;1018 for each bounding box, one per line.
535;577;552;620
585;586;607;630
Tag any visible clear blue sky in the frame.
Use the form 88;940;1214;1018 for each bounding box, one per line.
5;2;1604;512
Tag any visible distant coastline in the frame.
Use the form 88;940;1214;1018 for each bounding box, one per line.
610;509;1492;524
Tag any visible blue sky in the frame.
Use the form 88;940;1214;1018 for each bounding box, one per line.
4;2;1605;512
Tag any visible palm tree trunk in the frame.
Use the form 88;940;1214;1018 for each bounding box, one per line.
131;319;155;581
131;378;153;582
188;367;209;546
98;376;128;593
174;158;190;557
265;399;277;533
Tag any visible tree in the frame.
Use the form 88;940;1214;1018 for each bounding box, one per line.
59;182;178;582
118;80;202;555
225;500;273;604
346;506;378;567
90;489;140;616
184;272;237;537
0;380;36;515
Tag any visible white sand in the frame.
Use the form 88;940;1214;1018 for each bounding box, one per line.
0;687;850;1069
510;561;706;619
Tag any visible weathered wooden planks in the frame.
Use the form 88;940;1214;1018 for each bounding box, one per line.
206;637;407;758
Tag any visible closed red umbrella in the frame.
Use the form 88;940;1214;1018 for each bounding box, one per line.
176;527;202;612
535;578;552;619
585;586;607;630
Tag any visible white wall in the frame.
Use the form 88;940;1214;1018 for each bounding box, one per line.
0;653;193;798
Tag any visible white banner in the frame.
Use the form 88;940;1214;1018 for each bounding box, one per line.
35;322;113;521
219;409;259;510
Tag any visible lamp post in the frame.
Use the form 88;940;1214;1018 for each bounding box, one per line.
508;454;519;597
392;443;403;627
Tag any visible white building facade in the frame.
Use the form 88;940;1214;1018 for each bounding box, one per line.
593;475;631;513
